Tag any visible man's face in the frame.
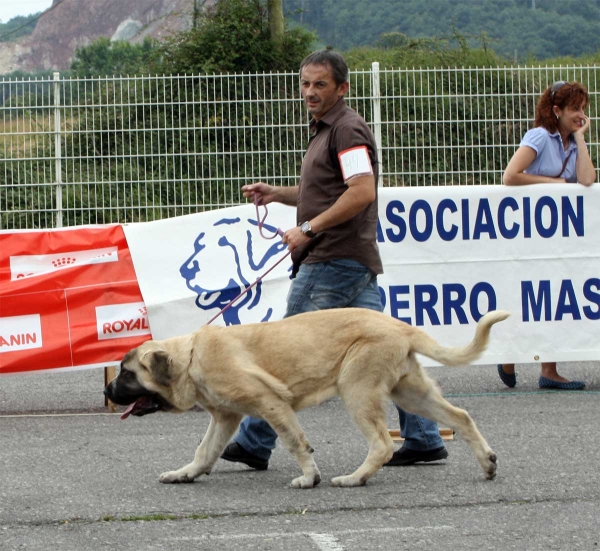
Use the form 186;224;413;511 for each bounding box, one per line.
300;63;349;121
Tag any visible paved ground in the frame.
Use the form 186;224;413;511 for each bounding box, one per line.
1;361;599;550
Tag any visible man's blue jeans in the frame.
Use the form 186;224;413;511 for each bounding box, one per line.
234;259;444;460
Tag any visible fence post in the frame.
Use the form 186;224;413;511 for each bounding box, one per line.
104;366;117;413
53;72;63;228
371;62;383;187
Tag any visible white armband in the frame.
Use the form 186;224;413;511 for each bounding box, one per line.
338;146;373;183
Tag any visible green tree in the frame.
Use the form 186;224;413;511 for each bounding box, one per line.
0;13;39;42
70;37;160;77
283;0;600;61
157;0;315;74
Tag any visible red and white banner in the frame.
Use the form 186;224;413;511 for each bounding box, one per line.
2;184;599;374
0;225;150;374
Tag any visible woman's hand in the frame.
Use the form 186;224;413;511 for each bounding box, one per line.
574;115;591;137
573;116;596;185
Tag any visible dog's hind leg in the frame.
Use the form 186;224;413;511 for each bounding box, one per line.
331;388;395;487
159;410;242;484
392;365;497;480
258;402;321;489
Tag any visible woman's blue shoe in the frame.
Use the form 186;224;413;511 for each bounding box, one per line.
539;376;585;390
497;364;516;388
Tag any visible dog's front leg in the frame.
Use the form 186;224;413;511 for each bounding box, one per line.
159;412;242;484
261;406;321;489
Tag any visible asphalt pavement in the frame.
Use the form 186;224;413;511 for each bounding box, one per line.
1;361;599;550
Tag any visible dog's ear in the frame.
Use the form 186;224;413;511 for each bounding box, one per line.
148;350;172;386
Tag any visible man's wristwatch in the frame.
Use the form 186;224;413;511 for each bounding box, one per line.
300;221;316;238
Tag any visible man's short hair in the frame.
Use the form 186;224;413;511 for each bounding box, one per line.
300;50;349;85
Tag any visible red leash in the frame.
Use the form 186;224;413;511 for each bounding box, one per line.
204;196;290;325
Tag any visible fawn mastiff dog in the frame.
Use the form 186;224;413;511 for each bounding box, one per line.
105;308;509;488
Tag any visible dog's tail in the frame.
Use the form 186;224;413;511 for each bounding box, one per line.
409;310;510;366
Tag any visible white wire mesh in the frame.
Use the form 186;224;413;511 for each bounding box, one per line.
1;66;598;229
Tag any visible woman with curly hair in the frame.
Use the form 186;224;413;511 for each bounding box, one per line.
498;81;596;391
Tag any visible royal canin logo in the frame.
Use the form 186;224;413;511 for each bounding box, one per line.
10;247;119;281
96;303;151;341
0;314;43;352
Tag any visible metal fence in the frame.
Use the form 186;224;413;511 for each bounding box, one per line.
1;64;598;230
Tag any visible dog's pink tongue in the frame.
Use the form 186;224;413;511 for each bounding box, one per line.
120;402;136;420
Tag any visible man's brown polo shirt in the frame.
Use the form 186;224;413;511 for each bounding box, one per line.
293;98;383;275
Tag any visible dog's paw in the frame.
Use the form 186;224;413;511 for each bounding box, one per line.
159;470;196;484
483;452;498;480
290;472;321;489
330;474;366;487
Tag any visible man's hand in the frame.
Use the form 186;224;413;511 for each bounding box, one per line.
242;182;277;205
282;226;311;251
242;182;299;207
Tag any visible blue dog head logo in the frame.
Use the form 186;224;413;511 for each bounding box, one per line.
179;217;289;325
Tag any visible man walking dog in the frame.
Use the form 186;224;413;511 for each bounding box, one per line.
221;49;448;470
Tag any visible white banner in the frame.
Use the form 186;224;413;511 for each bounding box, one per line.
123;185;600;367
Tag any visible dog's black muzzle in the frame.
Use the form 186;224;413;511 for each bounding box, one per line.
104;378;172;418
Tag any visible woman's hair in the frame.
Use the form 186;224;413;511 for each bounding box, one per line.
534;81;589;132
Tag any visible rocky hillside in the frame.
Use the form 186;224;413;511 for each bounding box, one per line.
0;0;216;73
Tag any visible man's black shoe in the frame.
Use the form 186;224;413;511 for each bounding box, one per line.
220;442;269;471
384;446;448;467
